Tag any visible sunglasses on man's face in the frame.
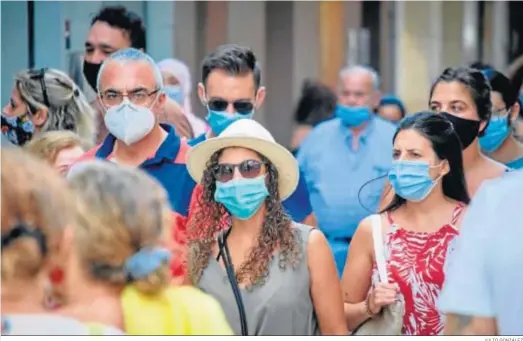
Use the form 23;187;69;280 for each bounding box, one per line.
207;98;255;115
214;159;265;182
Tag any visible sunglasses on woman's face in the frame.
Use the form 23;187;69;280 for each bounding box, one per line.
207;98;255;115
214;159;264;182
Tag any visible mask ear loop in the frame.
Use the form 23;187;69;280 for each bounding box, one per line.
505;106;516;132
406;162;446;203
430;161;446;183
200;87;209;108
147;88;163;110
417;174;443;203
250;91;260;116
29;106;37;119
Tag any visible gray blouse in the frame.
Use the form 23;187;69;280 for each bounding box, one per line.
198;224;320;336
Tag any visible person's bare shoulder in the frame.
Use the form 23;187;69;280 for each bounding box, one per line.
347;215;374;254
355;215;374;236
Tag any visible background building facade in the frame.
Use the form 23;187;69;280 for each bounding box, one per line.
2;1;522;145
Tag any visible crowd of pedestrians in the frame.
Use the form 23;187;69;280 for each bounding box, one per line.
2;5;522;336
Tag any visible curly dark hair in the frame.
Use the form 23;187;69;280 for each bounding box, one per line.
187;150;303;289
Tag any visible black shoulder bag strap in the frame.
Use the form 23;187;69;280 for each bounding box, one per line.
217;229;249;336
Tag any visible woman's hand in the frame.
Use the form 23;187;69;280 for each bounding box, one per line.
368;283;399;315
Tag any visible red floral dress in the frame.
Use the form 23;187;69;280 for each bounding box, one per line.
373;203;465;335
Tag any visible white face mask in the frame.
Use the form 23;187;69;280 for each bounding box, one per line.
104;98;156;145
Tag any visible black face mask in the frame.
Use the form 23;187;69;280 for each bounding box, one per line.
440;112;481;149
83;60;102;92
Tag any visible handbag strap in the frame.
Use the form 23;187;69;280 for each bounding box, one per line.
218;231;249;336
371;214;388;284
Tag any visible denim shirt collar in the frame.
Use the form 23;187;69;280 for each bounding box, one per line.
338;116;376;146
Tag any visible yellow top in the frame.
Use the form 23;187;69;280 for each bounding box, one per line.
121;285;234;335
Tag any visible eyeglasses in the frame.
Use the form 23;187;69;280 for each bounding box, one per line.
100;89;160;107
213;159;265;182
207;98;255;115
28;68;50;108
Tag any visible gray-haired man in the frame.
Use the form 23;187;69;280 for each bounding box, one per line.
75;49;196;284
298;66;396;275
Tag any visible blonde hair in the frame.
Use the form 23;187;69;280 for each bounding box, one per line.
67;161;173;294
1;148;74;280
15;68;96;147
25;130;83;165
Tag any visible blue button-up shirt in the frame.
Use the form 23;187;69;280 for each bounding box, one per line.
438;170;523;335
297;116;396;274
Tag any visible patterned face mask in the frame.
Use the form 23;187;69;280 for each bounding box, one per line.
1;111;35;146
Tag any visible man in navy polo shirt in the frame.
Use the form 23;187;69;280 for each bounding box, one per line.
76;48;195;280
188;44;316;226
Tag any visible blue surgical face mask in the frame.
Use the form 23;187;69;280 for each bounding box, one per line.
334;104;371;127
214;176;269;220
479;114;511;152
388;160;443;202
206;109;254;136
164;85;185;105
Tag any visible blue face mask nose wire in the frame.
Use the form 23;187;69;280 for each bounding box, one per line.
217;228;249;335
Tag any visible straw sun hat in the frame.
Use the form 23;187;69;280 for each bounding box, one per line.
186;119;299;200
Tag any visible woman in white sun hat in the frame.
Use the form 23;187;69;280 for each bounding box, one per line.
186;118;347;336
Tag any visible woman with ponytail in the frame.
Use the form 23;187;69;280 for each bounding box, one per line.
2;68;96;147
56;161;232;335
1;149;121;335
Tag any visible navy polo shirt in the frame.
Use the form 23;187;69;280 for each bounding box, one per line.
188;133;313;222
80;124;196;217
